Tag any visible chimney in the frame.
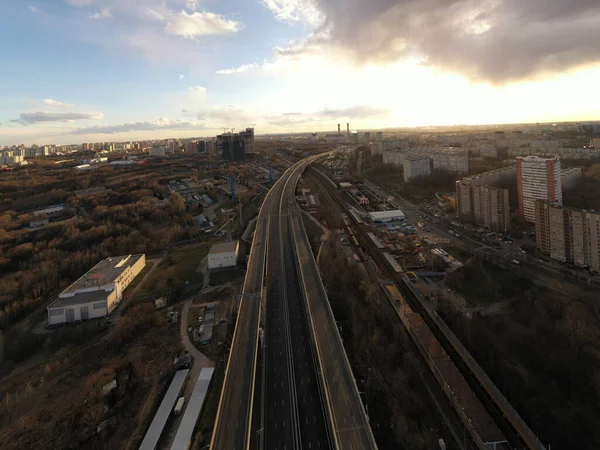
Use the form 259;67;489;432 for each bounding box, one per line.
338;124;341;135
347;123;350;136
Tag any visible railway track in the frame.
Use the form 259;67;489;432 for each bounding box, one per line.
310;167;547;450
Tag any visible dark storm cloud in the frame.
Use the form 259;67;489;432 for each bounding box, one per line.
283;0;600;82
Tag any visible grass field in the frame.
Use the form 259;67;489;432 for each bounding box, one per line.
139;243;210;298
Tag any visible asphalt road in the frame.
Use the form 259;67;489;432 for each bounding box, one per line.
211;168;293;450
292;174;378;449
212;154;376;450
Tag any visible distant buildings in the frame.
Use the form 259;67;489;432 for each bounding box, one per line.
149;147;166;157
403;157;431;182
431;150;469;175
369;142;382;155
0;150;25;166
535;201;600;272
239;128;255;154
383;147;469;175
216;131;248;163
516;155;562;222
47;254;146;325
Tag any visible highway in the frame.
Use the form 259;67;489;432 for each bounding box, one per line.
211;166;294;450
212;155;377;450
263;163;330;449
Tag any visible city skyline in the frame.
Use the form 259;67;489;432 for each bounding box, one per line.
3;0;600;146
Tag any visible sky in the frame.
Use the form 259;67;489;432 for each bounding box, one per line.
2;0;600;145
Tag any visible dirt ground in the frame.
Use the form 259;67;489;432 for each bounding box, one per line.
0;316;183;450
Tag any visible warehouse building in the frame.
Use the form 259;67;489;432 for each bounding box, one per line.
369;210;406;223
47;254;146;325
208;241;239;269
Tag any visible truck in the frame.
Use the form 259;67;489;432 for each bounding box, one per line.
174;396;185;416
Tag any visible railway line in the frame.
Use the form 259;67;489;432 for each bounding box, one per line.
310;167;547;450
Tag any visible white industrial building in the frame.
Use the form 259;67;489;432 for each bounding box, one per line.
32;204;65;216
403;157;431;182
369;210;406;223
208;241;239;269
47;254;146;325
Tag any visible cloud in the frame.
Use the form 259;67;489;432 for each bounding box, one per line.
44;98;75;108
216;63;260;75
27;5;42;13
179;73;185;80
261;0;323;26
316;105;391;119
165;10;242;38
265;0;600;83
144;8;165;22
188;86;206;93
90;8;112;19
11;111;104;125
185;0;200;11
71;117;204;135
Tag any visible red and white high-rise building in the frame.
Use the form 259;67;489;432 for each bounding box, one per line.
516;155;562;222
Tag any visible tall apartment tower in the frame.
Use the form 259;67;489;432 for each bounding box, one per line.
456;180;510;232
516;155;562;222
239;128;255;154
535;200;600;272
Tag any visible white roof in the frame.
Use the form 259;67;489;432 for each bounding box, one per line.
369;210;405;220
209;241;238;255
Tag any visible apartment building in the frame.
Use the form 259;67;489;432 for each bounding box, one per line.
369;142;382;155
383;147;469;175
535;201;600;272
516;155;562;222
431;151;469;175
456;181;510;231
403;157;431;182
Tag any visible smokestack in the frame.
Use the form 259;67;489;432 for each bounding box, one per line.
338;123;341;135
347;123;350;136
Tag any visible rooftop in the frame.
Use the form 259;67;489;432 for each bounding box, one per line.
48;290;109;309
369;210;406;220
61;254;145;295
209;241;238;255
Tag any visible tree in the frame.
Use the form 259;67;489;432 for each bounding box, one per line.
169;192;185;215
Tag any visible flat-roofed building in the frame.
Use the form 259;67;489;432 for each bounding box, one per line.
535;200;600;272
47;254;146;325
516;155;562;222
403;157;431;182
208;241;239;269
456;181;510;232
